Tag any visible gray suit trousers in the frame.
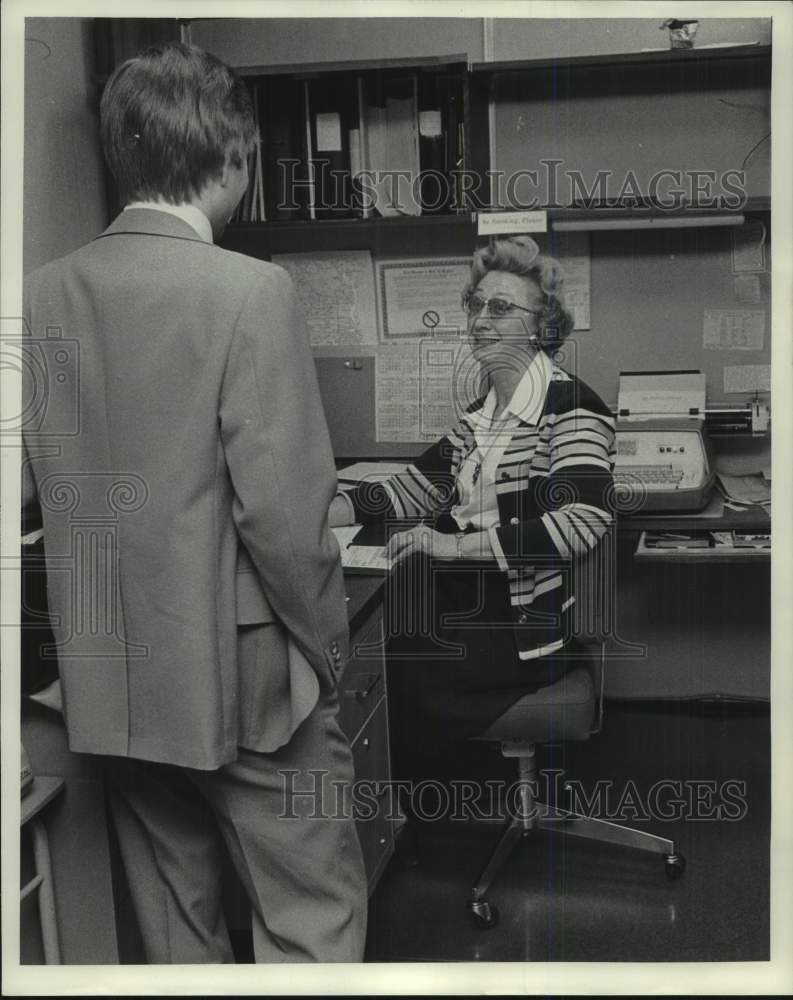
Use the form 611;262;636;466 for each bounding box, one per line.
102;691;367;963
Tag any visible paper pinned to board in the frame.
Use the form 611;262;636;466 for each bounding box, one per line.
375;340;476;442
477;210;548;235
376;347;422;441
561;232;591;331
617;370;706;420
272;251;378;347
723;364;771;394
376;257;470;339
731;220;766;273
703;309;765;351
733;274;761;304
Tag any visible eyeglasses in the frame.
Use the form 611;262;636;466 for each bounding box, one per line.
462;292;543;319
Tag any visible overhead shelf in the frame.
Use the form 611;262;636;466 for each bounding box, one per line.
470;44;771;75
223;196;770;243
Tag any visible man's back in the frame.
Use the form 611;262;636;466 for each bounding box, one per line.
24;208;348;768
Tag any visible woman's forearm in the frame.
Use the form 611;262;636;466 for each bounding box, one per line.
328;493;354;528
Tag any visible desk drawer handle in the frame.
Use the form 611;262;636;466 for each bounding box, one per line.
344;672;380;703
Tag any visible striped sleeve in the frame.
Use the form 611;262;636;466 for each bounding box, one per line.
492;394;616;569
344;434;458;524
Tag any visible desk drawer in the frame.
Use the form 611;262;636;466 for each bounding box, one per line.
339;607;385;743
351;699;394;891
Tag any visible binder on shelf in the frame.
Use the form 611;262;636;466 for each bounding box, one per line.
259;75;309;221
445;73;467;212
352;75;372;218
384;75;421;217
232;62;468;226
307;75;358;219
362;73;421;217
417;73;449;214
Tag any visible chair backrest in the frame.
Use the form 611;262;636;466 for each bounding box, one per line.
571;523;617;646
570;523;618;733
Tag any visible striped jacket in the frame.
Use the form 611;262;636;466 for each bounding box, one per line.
345;363;616;662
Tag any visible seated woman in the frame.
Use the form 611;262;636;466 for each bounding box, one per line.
329;234;616;780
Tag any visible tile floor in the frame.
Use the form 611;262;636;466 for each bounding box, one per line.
364;700;770;962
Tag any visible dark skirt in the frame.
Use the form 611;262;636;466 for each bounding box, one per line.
383;554;590;781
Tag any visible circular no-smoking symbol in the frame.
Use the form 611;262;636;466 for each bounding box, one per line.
422;310;440;329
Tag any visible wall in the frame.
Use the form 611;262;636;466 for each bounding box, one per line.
555;225;771;410
490;17;770;61
24;17;108;274
191;17;484;68
491;61;771;203
191;16;771;68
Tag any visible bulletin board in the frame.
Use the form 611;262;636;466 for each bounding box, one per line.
312;221;770;459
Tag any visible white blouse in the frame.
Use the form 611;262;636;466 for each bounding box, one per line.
451;349;552;531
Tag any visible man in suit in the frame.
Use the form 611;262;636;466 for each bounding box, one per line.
21;42;366;963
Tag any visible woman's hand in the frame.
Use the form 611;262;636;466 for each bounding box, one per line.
386;524;457;564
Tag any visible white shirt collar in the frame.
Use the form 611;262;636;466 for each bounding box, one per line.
124;201;214;244
478;349;553;428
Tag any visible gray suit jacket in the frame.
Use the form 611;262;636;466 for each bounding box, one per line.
22;209;348;769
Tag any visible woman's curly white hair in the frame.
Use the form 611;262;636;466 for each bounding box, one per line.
463;234;575;351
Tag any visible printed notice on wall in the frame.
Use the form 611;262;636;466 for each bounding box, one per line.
560;232;591;331
731;220;766;273
375;340;477;442
376;258;470;340
723;365;771;394
272;251;378;347
419;338;477;439
376;348;421;441
702;309;765;351
733;274;762;304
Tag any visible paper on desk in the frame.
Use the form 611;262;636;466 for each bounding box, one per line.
338;462;408;483
716;473;771;506
617;371;705;420
333;525;363;548
332;526;390;573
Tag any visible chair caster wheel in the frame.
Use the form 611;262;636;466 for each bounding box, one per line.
468;899;500;930
665;852;686;880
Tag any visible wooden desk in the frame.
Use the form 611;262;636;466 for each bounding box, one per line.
341;573;395;894
609;500;771;700
340;495;772;705
622;503;770;534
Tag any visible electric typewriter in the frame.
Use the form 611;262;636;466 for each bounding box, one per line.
612;371;715;512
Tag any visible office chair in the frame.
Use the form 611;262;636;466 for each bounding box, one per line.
466;526;686;930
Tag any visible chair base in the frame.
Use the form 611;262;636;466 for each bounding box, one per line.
469;797;685;926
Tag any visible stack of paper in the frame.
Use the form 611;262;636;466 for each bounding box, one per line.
332;525;390;574
337;462;408;485
715;472;771;509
